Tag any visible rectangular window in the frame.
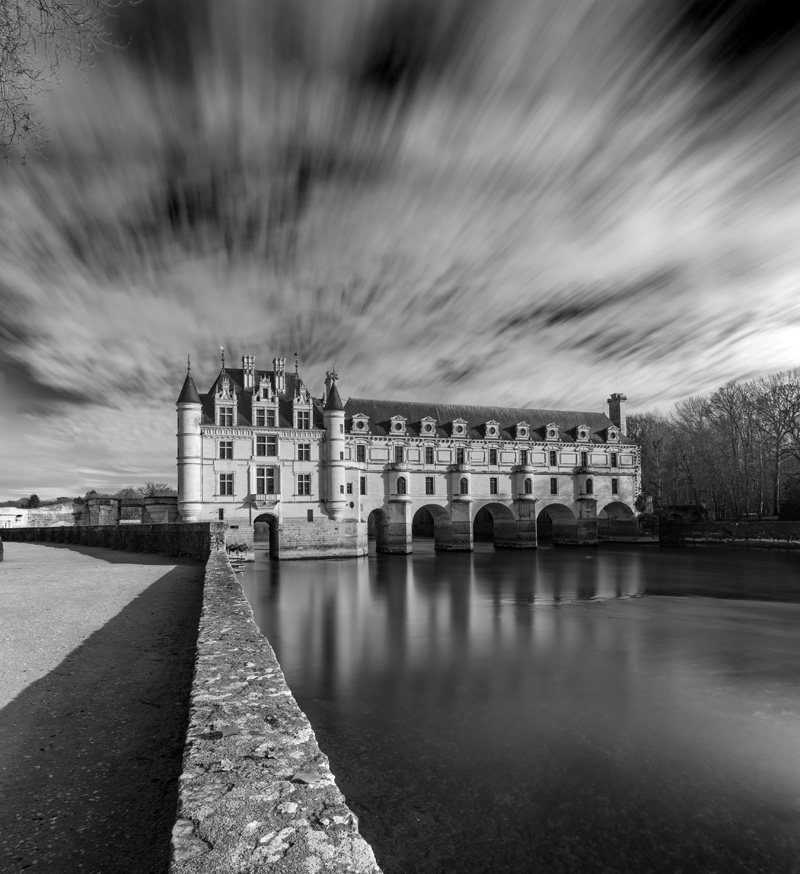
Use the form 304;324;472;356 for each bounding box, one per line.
219;406;234;427
580;451;588;467
346;482;353;494
611;478;619;495
298;443;311;461
296;410;311;429
219;473;233;496
297;473;311;496
356;444;366;463
255;435;278;457
425;446;434;466
520;449;528;466
219;440;233;460
549;450;557;467
256;467;275;495
550;477;558;495
266;409;276;427
360;476;367;495
425;476;435;495
456;447;465;465
610;452;618;468
489;477;498;495
255;409;266;427
394;445;404;463
489;448;498;465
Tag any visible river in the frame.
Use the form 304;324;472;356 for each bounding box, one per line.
240;542;800;874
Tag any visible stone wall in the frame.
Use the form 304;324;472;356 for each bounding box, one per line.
170;551;381;874
27;502;84;527
277;519;367;560
0;524;211;561
661;520;800;549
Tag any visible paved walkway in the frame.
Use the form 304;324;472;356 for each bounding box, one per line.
0;542;204;874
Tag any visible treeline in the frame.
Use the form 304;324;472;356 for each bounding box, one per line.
628;369;800;520
2;483;176;509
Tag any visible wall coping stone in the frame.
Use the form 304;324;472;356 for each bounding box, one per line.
170;551;382;874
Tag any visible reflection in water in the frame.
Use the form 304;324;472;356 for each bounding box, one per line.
241;543;800;874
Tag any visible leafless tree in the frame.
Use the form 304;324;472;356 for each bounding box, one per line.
0;0;126;150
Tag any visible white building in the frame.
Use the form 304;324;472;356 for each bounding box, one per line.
177;354;640;558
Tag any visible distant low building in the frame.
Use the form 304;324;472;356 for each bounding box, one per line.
176;353;641;558
0;508;29;529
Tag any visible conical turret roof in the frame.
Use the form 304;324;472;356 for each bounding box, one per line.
177;372;202;405
324;382;345;412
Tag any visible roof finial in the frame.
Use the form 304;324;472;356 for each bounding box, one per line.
187;354;191;373
220;345;225;372
294;351;299;374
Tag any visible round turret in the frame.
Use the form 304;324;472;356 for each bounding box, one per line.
323;373;346;522
177;365;203;522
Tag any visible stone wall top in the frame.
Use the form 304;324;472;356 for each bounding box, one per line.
170;552;382;874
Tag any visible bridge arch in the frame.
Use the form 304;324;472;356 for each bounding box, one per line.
472;501;534;549
536;503;577;544
367;508;390;553
411;504;454;550
597;500;638;539
253;513;279;557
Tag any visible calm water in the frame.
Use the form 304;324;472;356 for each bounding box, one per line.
240;543;800;874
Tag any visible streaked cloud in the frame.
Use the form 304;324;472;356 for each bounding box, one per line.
2;0;800;498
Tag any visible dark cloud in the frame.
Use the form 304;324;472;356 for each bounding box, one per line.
676;0;800;68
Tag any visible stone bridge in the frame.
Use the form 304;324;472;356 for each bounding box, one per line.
251;496;638;557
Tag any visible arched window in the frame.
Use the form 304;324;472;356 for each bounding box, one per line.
459;477;469;495
524;477;532;494
586;478;593;495
397;476;407;495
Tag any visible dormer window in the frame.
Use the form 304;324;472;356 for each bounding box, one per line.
420;416;437;436
576;424;590;442
351;413;370;433
484;420;501;439
606;427;620;442
218;406;234;427
545;423;559;441
451;418;468;437
515;422;530;439
390;415;408;435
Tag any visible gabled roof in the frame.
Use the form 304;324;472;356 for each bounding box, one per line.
198;368;324;428
343;398;635;443
177;373;201;405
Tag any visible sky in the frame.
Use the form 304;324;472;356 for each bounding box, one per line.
2;0;800;500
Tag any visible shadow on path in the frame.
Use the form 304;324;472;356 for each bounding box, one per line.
0;561;204;874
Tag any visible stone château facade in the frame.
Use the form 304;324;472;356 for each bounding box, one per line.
176;353;640;558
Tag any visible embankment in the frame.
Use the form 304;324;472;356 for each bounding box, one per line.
660;520;800;549
170;551;382;873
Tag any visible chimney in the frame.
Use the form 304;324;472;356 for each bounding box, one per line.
607;393;628;435
273;357;286;395
242;355;255;390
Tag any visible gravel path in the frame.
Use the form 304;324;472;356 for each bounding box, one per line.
0;542;204;874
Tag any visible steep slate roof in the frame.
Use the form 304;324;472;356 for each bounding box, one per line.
176;373;202;405
198;369;324;428
344;398;633;444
